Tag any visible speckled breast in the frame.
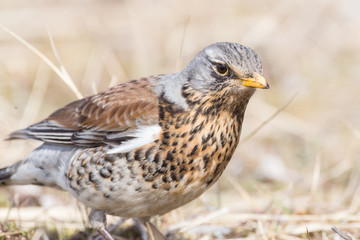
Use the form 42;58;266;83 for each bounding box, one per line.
64;87;247;218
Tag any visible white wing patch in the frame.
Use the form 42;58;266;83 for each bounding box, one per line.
106;125;161;154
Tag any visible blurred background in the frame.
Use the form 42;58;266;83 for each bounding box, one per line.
0;0;360;239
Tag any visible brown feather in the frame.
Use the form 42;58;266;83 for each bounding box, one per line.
9;77;160;146
48;78;159;131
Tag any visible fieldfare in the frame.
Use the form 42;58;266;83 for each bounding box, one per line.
0;42;269;239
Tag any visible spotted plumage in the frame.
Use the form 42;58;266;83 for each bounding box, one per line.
0;42;269;240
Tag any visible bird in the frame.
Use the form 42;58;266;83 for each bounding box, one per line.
0;42;269;240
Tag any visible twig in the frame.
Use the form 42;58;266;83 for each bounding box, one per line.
257;220;268;240
0;24;82;99
343;120;360;139
310;153;321;198
175;17;191;72
19;62;50;127
45;25;81;98
306;227;312;240
224;173;260;212
331;226;355;240
241;92;298;143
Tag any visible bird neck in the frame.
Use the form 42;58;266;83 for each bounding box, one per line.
156;83;249;189
181;82;253;118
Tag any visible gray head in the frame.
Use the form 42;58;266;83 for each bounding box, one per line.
181;42;268;92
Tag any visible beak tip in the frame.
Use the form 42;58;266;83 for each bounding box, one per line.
238;72;269;89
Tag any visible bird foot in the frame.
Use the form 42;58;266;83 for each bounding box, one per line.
90;209;115;240
98;227;115;240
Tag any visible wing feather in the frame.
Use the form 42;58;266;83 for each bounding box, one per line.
8;77;161;148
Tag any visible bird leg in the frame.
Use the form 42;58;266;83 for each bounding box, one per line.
137;217;167;240
133;218;148;240
89;209;115;240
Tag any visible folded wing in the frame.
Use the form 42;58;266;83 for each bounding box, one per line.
8;78;161;150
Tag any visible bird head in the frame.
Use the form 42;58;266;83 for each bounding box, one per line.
182;42;269;94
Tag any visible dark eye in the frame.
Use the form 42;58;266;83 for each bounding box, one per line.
215;63;229;75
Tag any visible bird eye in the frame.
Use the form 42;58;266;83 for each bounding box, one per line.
215;63;229;75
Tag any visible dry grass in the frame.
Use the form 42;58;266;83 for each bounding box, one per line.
1;0;360;239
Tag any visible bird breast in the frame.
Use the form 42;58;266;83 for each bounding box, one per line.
64;85;247;217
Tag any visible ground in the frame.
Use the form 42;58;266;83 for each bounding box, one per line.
0;0;360;239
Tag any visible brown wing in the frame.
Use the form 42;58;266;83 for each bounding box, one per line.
8;77;160;147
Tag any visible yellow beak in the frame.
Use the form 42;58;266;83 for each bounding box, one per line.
239;72;269;89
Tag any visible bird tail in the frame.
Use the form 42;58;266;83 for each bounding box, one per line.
0;163;19;185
